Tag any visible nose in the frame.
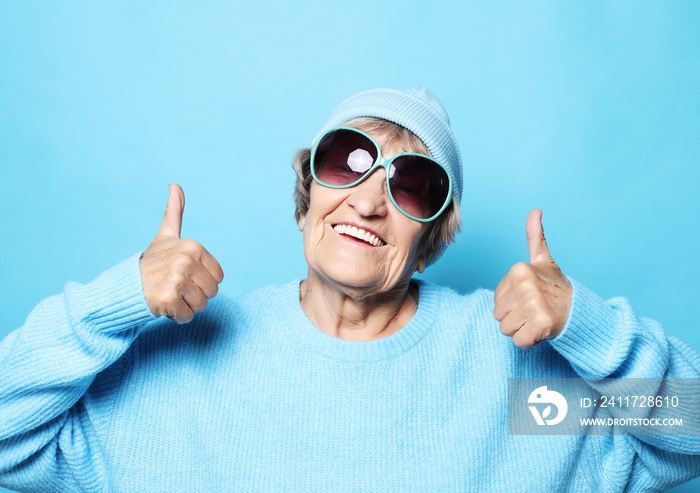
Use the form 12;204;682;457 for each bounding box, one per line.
346;167;389;218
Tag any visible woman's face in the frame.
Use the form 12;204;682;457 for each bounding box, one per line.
298;129;430;295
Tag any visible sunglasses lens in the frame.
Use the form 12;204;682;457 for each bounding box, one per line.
389;156;450;220
312;129;378;186
312;128;451;221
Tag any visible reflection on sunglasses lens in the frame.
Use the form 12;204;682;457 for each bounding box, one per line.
314;130;378;186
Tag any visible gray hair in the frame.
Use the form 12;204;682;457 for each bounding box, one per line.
292;117;461;267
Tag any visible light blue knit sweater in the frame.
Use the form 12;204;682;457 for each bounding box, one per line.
1;253;699;492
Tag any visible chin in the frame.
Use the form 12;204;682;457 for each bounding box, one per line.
333;268;386;290
317;257;389;290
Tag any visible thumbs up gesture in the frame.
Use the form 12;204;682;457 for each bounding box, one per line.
140;184;224;324
493;209;572;348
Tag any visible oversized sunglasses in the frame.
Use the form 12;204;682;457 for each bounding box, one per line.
310;127;453;222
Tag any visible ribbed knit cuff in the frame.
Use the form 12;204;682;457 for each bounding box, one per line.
547;278;620;378
64;252;158;335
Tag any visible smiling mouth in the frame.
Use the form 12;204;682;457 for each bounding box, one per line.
332;224;386;247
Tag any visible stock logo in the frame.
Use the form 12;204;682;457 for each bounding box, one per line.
528;386;568;425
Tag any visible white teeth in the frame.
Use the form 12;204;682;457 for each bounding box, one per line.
333;224;384;246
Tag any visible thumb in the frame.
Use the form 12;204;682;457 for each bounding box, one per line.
526;208;553;264
157;184;185;239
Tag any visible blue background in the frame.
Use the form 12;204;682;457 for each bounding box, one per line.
1;2;698;491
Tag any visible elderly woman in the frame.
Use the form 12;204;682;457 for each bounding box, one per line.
1;88;699;492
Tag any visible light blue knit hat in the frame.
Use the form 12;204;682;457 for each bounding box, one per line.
315;87;463;204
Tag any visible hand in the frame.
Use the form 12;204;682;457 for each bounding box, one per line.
140;184;224;324
493;209;572;349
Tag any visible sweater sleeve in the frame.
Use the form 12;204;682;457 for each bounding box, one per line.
548;278;700;490
0;253;157;492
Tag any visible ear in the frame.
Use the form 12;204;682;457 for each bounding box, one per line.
297;211;306;232
417;257;425;274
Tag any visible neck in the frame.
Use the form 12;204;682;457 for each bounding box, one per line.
299;272;418;341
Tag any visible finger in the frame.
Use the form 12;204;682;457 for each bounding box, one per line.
503;306;555;348
501;307;537;348
179;281;209;316
198;246;225;284
512;324;542;349
157;184;185;239
498;306;528;338
168;295;194;325
526;209;553;264
494;262;532;307
493;273;510;306
188;263;220;299
493;286;521;322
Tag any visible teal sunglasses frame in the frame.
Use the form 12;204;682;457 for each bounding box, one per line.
309;127;453;223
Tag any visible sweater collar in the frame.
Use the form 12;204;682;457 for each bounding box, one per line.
279;278;440;362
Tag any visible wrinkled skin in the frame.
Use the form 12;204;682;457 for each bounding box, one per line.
140;184;224;324
297;132;430;341
493;209;572;349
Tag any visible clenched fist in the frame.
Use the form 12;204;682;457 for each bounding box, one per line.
140;184;224;324
493;209;572;349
